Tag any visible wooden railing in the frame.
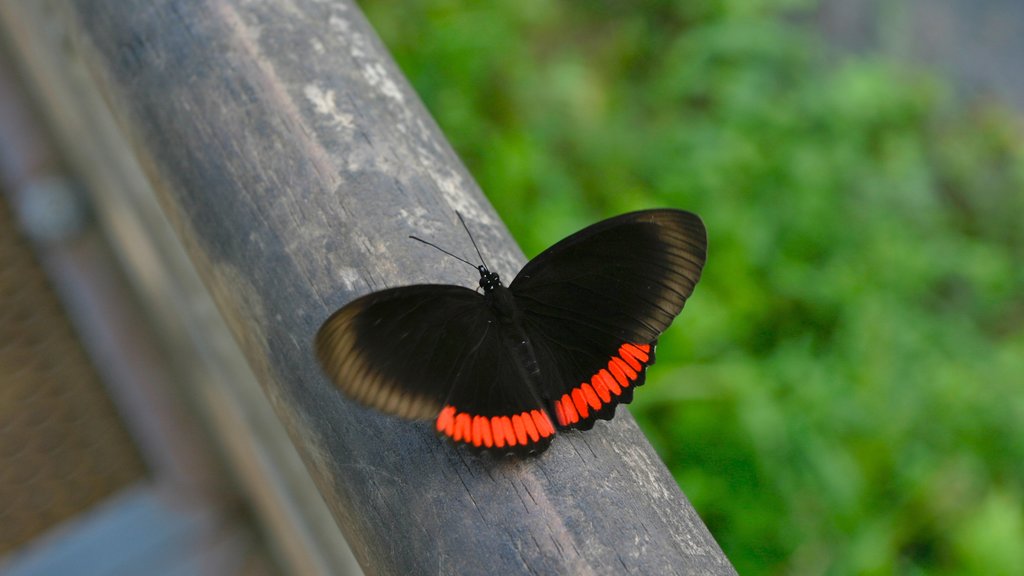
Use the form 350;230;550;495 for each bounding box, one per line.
0;1;736;573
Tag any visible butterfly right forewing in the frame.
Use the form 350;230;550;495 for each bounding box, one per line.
509;209;707;430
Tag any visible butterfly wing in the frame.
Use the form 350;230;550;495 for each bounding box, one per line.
315;285;555;453
509;209;707;430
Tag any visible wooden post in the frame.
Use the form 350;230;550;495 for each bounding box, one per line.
10;0;736;573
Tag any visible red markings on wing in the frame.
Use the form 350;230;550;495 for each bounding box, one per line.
434;342;654;446
436;405;555;450
554;342;652;427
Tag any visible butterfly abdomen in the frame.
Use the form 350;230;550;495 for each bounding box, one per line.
485;284;547;383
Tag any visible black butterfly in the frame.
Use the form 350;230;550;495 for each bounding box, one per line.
315;209;707;455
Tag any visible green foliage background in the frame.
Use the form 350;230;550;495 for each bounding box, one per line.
359;1;1024;573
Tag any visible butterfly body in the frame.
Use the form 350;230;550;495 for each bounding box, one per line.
476;270;553;395
478;271;518;324
316;209;707;455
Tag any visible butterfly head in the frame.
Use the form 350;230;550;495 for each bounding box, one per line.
477;265;502;293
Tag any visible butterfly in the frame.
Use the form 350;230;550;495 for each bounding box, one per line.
315;209;707;455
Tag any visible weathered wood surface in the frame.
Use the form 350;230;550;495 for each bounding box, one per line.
41;0;736;573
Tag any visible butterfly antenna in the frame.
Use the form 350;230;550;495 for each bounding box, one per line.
408;235;478;269
456;211;490;269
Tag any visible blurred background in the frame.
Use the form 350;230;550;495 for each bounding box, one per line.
357;0;1024;574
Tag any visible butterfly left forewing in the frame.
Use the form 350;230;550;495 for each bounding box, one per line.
316;285;487;419
315;285;555;453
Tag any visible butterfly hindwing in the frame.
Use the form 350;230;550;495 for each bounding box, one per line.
509;209;707;430
315;285;555;453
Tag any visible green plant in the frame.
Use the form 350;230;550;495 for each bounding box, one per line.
361;1;1024;573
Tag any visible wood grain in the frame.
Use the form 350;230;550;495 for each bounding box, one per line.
59;0;737;573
